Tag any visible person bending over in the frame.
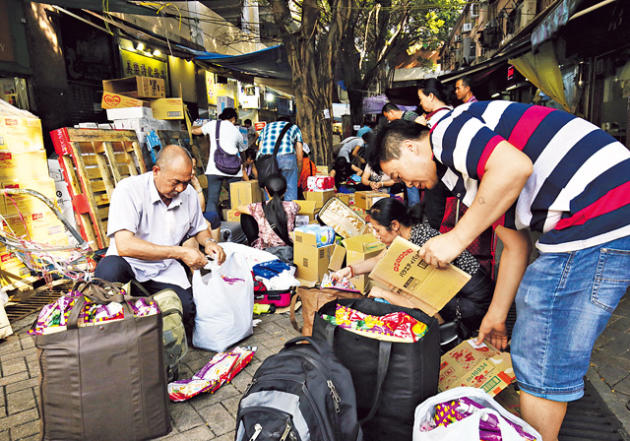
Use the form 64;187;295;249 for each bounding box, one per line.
332;197;493;339
94;145;226;336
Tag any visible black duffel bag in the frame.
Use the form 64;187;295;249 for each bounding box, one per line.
312;297;440;441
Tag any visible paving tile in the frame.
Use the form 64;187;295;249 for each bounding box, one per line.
18;335;34;350
156;425;214;441
0;349;36;363
0;408;39;429
6;378;40;394
0;339;21;356
198;403;234;436
7;389;36;415
2;358;27;377
0;430;8;441
613;376;630;395
169;402;205;432
228;370;252;394
221;396;240;415
17;435;40;441
10;420;39;440
594;363;630;388
213;431;235;441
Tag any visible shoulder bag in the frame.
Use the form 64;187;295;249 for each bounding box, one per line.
214;120;242;175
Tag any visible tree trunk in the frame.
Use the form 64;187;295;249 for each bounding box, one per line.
347;87;365;126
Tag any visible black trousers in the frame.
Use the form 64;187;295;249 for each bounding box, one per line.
94;255;196;334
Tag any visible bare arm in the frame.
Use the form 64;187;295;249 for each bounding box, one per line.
195;228;226;264
295;141;303;175
241;164;250;181
331;249;386;281
361;167;372;186
191;126;203;136
476;226;531;349
419;140;533;267
114;230;207;269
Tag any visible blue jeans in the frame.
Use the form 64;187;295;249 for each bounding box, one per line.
277;153;298;201
511;235;630;401
406;186;421;206
206;174;241;214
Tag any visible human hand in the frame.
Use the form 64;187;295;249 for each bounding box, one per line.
180;247;209;270
475;312;509;350
331;267;352;282
204;240;226;265
417;231;467;268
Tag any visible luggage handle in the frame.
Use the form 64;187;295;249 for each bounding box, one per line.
67;278;137;329
289;292;302;333
321;320;392;424
284;336;329;356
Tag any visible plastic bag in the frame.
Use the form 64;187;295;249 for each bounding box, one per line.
192;253;254;352
413;387;542;441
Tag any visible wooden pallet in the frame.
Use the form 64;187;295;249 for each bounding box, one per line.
50;128;147;250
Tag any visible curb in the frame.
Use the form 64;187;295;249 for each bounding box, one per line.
587;368;630;439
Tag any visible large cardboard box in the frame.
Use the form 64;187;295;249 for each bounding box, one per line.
230;180;262;209
316;165;329;175
0;152;49;181
101;91;149;109
335;193;354;206
0;107;44;153
225;209;241;222
294;200;317;223
439;339;515;397
369;236;471;316
294;229;334;283
102;76;166;99
328;244;346;272
318;197;369;238
305;190;334;209
355;190;390;210
0;178;58;216
151;97;185;120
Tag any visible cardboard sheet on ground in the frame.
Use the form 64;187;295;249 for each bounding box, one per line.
368;236;470;316
439;339;515;397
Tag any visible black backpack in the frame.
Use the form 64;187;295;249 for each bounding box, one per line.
235;336;363;441
255;122;293;187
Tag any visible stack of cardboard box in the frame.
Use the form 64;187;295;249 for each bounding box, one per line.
101;76;182;153
0;100;68;284
294;228;335;284
224;180;263;221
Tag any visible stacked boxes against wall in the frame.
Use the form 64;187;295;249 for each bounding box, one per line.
0;99;68;286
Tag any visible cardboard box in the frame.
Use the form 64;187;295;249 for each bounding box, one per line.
328;244;346;272
151;97;185;120
0;151;49;180
294;200;317;223
101;91;149;109
342;233;385;265
307;176;334;192
102;76;165;99
305;190;334;209
350;274;370;293
294;243;334;283
106;107;154;120
318;197;369;238
439;339;515;397
355;190;390;210
226;209;241;222
316;165;329;175
0;112;44;153
230;180;262;209
335;193;354;206
369;236;471;316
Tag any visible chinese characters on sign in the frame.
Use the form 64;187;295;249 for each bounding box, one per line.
120;49;170;95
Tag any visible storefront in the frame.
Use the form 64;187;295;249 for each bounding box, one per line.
0;0;32;111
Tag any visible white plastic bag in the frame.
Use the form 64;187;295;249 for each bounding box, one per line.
192;252;254;352
413;387;542;441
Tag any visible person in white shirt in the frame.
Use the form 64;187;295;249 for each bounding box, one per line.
94;145;226;335
192;107;247;216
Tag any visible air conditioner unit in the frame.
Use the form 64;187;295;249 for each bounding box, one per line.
462;23;473;32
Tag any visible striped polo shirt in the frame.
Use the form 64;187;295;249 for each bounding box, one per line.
258;121;303;156
429;101;630;252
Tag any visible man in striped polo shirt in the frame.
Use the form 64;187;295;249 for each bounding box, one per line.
369;101;630;441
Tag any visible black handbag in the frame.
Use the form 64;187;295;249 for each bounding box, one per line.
256;122;293;186
312;297;440;441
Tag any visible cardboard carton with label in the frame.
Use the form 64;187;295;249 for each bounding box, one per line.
343;234;385;292
354;190;390;210
294;229;335;284
230;180;262;209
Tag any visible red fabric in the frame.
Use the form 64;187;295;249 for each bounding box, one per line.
555;181;630;230
507;106;555;149
298;158;317;190
476;135;504;179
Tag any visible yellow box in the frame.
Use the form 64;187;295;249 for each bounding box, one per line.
294;243;334;283
316;165;329;175
334;193;354;206
103;76;166;99
354;191;390;210
226;209;242;223
342;233;385;265
0;114;44;153
328;244;346;272
0;151;49;180
294;200;317;223
101;91;149;109
349;274;370;293
230;180;262;209
0;179;58;216
305;190;334;209
151;97;185;120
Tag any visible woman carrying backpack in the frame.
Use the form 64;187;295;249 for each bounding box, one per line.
238;174;298;261
191;107;247;217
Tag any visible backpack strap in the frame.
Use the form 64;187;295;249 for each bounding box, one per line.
272;122;293;158
215;119;222;151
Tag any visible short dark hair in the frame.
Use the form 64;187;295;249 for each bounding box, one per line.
367;119;429;173
244;119;252;125
459;76;472;88
277;116;291;122
381;103;399;114
219;107;238;120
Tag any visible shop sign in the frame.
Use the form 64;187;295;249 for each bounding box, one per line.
120;49;169;92
254;121;266;131
507;65;515;81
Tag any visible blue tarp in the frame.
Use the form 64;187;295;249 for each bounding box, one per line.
190;44;291;80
